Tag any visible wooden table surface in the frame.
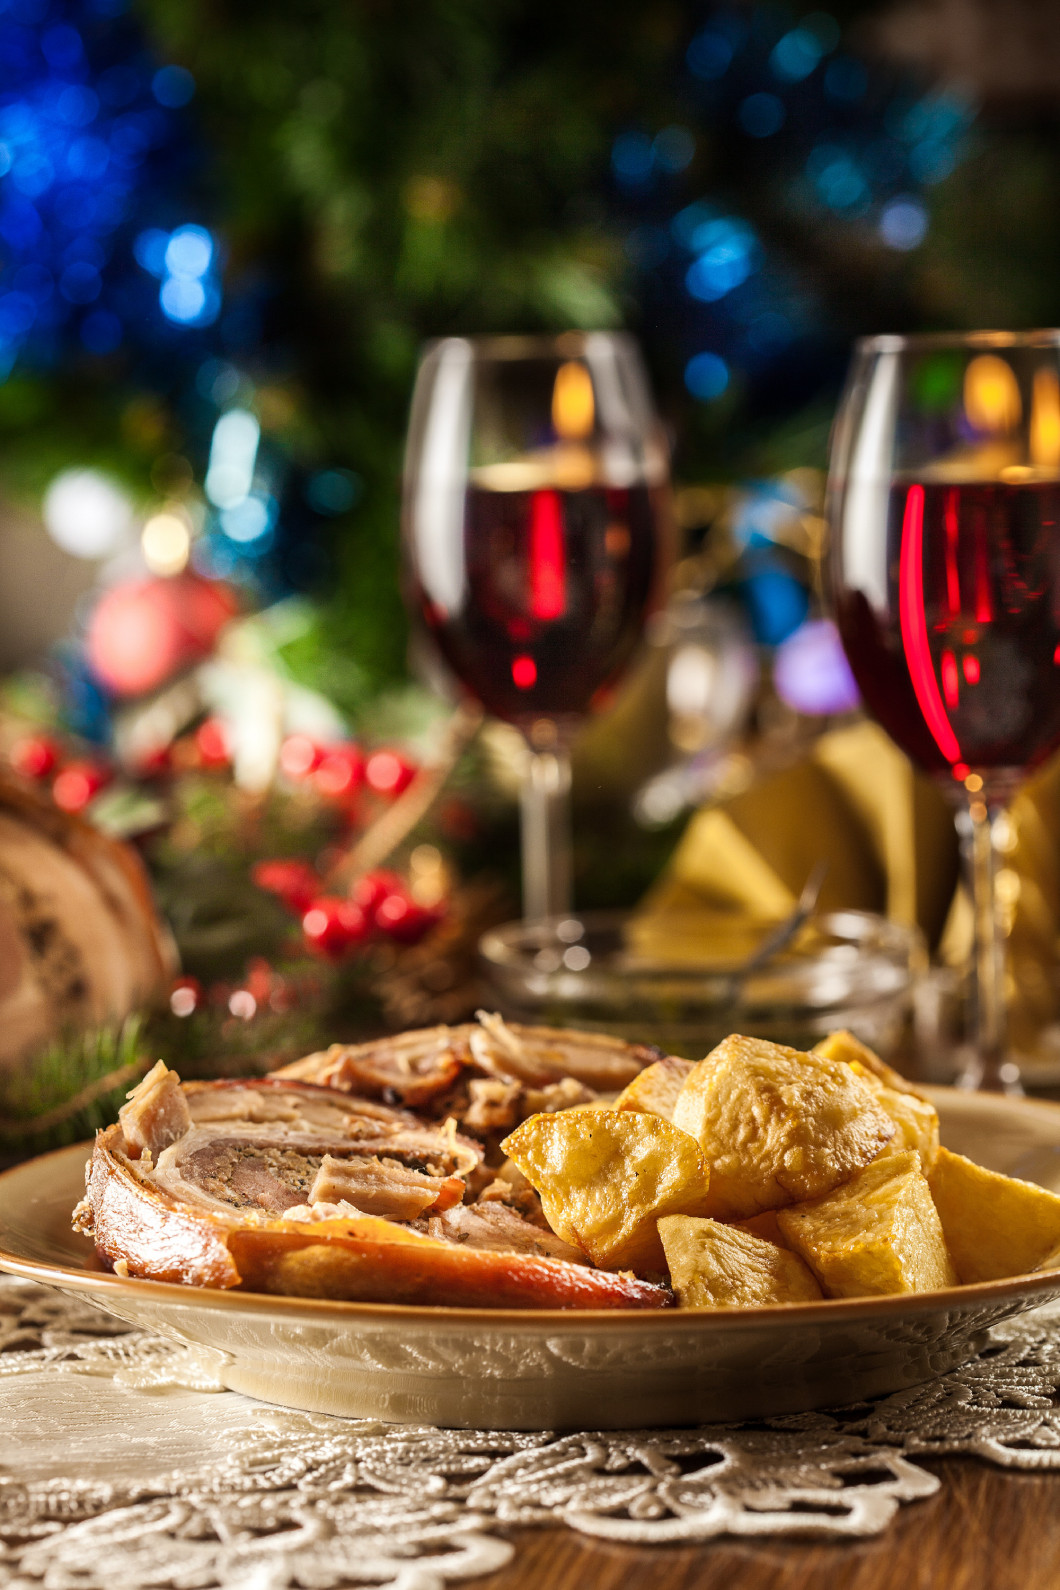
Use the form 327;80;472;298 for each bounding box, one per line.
469;1459;1060;1590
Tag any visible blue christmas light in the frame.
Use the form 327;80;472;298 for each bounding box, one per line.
0;0;208;376
739;93;785;138
685;351;729;400
770;27;823;84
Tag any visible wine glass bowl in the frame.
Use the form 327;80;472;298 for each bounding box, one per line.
828;331;1060;1090
402;333;671;918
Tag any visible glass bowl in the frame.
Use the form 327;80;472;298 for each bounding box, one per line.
478;909;926;1060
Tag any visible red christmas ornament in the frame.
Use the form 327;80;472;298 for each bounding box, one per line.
87;574;238;698
302;896;369;959
251;859;320;915
52;760;111;814
364;749;416;798
313;744;363;800
10;734;60;780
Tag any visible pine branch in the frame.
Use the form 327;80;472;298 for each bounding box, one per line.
0;1020;150;1153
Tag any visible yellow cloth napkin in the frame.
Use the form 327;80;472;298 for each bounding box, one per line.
631;721;1060;1051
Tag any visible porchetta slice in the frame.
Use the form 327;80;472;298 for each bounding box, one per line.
73;1062;669;1311
275;1011;668;1139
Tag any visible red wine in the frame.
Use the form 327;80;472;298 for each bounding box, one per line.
835;478;1060;786
414;481;659;725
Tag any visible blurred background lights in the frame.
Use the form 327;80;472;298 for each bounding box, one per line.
43;468;135;558
774;619;861;716
739;93;785;137
205;408;260;507
305;467;361;515
685;351;729;400
133;228;170;277
219;492;276;544
165;223;212;279
653;125;695;173
151;65;195;108
879;196;928;250
687;27;734;80
770;27;824;83
611;131;654;185
141;510;191;576
685;218;757;300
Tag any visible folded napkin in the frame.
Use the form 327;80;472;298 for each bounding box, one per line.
631;721;1060;1054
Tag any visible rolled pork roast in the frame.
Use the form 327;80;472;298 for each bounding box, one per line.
73;1059;670;1310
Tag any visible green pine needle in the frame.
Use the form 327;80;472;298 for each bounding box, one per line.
0;1019;149;1155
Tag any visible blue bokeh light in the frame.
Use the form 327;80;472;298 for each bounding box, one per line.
739;93;785;138
687;29;733;81
611;131;654;185
151;65;194;108
0;2;209;375
165;222;212;278
685;217;758;301
879;196;928;250
684;351;729;400
770;27;823;83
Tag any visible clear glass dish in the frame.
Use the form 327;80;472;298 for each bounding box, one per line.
479;909;926;1060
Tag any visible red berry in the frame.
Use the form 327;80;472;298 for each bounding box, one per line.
195;718;231;769
375;891;440;945
279;734;322;780
351;869;405;922
252;859;320;914
365;749;416;798
302;896;369;959
132;745;173;778
313;744;363;800
10;735;60;780
52;760;111;814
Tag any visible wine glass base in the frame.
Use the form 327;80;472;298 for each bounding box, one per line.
954;1050;1024;1096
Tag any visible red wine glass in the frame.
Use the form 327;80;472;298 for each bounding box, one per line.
402;333;672;920
828;330;1060;1091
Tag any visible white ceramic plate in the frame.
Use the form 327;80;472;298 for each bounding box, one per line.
3;1086;1060;1430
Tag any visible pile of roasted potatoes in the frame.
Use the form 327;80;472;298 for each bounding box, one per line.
501;1031;1060;1308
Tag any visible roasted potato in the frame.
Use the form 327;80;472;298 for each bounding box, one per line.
733;1209;788;1247
844;1062;939;1172
928;1146;1060;1283
659;1215;823;1308
812;1029;922;1096
671;1034;895;1220
501;1108;712;1272
777;1150;957;1297
614;1056;693;1122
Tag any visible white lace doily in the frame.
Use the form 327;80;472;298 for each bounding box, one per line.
4;1276;1060;1589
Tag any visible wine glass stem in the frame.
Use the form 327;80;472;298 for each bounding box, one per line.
959;795;1018;1093
520;746;572;922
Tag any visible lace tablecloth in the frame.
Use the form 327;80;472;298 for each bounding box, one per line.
5;1275;1060;1589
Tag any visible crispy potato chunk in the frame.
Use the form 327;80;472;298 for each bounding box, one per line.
614;1057;693;1122
928;1146;1060;1283
844;1061;939;1173
733;1209;787;1246
659;1215;822;1308
777;1150;957;1297
501;1109;712;1272
812;1030;920;1096
671;1035;895;1220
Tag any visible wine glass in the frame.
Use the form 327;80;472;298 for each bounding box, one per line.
827;330;1060;1091
402;333;672;920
